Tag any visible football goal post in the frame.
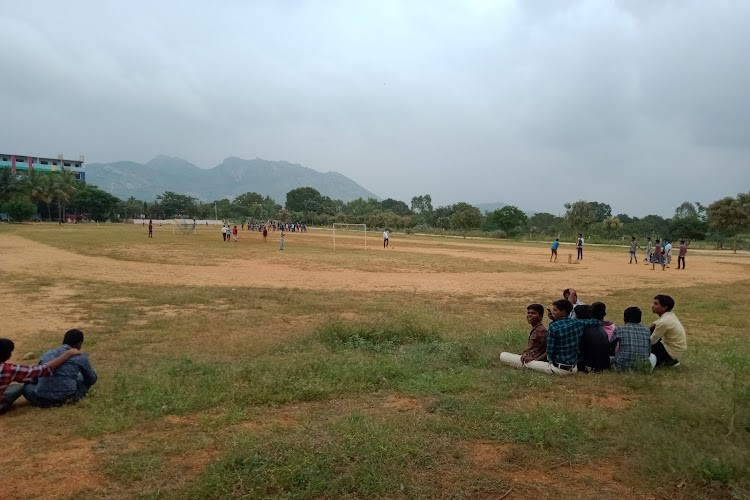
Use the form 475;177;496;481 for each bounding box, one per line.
172;219;197;235
332;223;367;251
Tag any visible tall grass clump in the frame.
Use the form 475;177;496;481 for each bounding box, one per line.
318;317;442;351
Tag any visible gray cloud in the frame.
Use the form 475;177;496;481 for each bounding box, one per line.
1;0;748;216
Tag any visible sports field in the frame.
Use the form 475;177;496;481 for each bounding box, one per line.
1;223;749;498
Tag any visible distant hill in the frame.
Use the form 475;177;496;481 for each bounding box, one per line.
85;155;380;204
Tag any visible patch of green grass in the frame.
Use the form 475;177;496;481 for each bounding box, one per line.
186;413;442;499
104;449;164;483
318;316;442;350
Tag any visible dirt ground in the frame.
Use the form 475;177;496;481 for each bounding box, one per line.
1;230;748;346
1;231;748;498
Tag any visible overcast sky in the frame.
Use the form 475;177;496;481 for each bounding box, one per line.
2;0;749;216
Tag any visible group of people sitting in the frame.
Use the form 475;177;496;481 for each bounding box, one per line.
0;329;97;415
500;289;687;374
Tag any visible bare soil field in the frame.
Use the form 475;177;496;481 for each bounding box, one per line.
1;226;748;499
2;230;747;345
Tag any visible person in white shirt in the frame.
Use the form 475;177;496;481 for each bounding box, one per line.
664;241;673;267
383;230;389;248
649;294;687;368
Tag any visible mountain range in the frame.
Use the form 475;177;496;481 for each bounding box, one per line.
85;155;380;204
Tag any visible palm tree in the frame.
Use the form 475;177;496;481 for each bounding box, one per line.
52;169;79;223
37;174;56;221
25;171;57;221
0;168;24;204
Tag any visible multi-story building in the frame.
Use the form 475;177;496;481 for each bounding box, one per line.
0;153;85;181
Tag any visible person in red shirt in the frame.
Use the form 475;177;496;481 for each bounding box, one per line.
1;338;81;415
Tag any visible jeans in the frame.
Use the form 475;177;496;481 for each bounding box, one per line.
2;383;25;408
22;374;92;407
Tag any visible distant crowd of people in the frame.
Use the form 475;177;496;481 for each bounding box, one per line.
500;289;686;374
217;221;307;250
550;236;690;269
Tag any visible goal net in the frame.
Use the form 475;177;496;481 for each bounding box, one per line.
173;219;197;235
332;223;367;251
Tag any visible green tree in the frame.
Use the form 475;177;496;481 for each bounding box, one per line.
52;169;79;223
380;198;411;216
707;192;750;252
157;191;198;218
487;205;528;236
450;202;483;238
0;169;24;204
410;194;433;214
2;194;36;222
564;200;597;234
602;216;624;238
213;199;233;220
119;196;145;219
278;208;290;223
25;171;55;221
589;201;612;222
670;201;707;240
528;212;565;235
70;184;121;221
343;197;381;217
285;187;322;213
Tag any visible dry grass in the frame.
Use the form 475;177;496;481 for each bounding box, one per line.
0;222;748;499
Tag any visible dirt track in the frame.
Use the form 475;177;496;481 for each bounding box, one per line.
0;233;750;346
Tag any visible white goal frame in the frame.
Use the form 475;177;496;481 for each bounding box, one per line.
172;219;197;235
332;223;367;251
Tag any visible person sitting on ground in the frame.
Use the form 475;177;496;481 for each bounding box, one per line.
1;338;80;415
22;329;97;407
562;288;585;318
524;300;599;375
499;304;548;369
649;295;686;367
591;301;617;342
574;305;611;373
610;307;653;372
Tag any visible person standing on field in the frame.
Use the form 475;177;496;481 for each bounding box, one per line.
383;229;389;248
576;234;584;260
262;227;268;242
279;228;285;250
652;239;665;271
664;240;673;267
677;240;689;269
550;238;559;262
644;237;653;264
232;225;238;242
148;219;153;238
628;236;639;263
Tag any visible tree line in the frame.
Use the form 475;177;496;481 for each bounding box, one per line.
1;170;748;249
